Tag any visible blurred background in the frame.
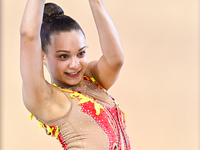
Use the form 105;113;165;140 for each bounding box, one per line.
0;0;199;149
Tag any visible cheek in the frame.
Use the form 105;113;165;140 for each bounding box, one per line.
47;58;61;73
80;57;88;67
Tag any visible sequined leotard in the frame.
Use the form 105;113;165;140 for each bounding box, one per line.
31;76;131;150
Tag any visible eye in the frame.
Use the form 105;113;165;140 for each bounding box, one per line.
59;54;68;59
78;51;86;57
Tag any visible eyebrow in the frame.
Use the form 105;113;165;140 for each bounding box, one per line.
56;46;87;53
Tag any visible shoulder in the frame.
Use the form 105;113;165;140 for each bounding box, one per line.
85;60;98;78
85;60;119;90
84;60;104;87
24;83;72;122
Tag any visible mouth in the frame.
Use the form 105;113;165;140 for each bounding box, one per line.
65;70;81;78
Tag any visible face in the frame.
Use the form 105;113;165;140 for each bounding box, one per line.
44;30;87;87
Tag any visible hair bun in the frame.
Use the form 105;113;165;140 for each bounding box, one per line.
43;3;64;22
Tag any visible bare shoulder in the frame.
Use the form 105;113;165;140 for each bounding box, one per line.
23;82;71;122
85;59;121;90
84;60;98;78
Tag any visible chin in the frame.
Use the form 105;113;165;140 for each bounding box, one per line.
66;77;82;86
67;81;79;86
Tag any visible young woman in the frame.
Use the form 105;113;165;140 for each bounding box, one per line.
20;0;130;149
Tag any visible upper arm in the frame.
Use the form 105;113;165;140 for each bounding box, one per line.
19;0;71;120
20;34;52;113
86;0;124;89
85;56;123;90
20;34;72;121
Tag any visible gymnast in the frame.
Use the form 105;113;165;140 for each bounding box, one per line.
20;0;130;149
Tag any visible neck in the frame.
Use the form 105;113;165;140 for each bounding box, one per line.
51;78;85;89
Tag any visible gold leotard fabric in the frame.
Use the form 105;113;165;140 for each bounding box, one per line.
33;77;130;150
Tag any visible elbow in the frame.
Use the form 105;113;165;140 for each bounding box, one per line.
110;52;124;69
115;48;125;67
20;24;29;37
20;31;37;41
20;25;39;40
114;45;125;67
117;54;124;68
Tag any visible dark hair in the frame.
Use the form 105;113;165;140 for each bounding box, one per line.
41;3;85;53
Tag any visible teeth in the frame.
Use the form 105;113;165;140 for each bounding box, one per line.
68;72;78;75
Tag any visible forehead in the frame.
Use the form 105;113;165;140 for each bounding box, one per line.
49;30;86;51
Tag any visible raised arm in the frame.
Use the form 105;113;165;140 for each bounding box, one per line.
20;0;64;119
86;0;124;89
20;0;50;112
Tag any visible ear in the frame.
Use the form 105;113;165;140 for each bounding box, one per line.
42;52;46;65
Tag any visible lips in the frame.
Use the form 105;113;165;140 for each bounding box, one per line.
65;70;81;78
68;72;79;75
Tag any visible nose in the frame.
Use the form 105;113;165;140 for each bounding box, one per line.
69;56;80;69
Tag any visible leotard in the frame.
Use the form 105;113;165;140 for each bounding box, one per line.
31;76;131;150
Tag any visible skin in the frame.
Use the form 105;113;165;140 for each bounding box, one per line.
44;30;88;87
20;0;124;122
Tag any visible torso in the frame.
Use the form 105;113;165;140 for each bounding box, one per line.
33;76;130;150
